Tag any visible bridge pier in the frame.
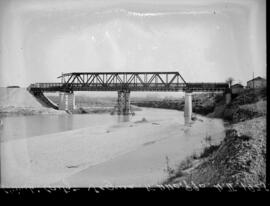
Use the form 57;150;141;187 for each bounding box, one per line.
59;91;75;112
184;92;192;124
116;90;131;115
225;89;232;105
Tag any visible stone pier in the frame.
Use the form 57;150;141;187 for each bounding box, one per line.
225;90;232;105
184;92;192;124
116;90;131;115
59;91;75;112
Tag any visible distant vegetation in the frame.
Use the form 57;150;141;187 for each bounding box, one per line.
226;77;234;88
132;92;224;116
48;95;117;107
47;95;142;114
48;95;166;108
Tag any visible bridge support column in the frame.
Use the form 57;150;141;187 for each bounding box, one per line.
225;93;232;105
59;91;75;112
225;89;232;105
116;90;131;115
184;92;192;124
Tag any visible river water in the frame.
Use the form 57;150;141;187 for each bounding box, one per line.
1;112;131;142
0;107;210;142
0;107;226;187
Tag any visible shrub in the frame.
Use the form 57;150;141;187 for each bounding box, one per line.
199;145;220;159
239;135;252;141
190;152;200;160
165;156;175;177
178;156;194;170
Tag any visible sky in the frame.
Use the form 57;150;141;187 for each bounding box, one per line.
0;0;266;87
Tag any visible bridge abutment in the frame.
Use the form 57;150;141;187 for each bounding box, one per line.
184;92;192;124
59;91;75;112
116;90;131;115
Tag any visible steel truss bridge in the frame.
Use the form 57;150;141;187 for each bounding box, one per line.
28;72;229;93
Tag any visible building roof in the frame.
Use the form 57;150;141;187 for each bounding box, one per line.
231;83;244;88
247;76;266;83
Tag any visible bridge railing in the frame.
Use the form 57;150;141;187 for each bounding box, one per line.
29;82;186;90
185;82;229;90
29;83;64;88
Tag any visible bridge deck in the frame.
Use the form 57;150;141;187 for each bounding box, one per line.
28;72;229;92
28;82;228;92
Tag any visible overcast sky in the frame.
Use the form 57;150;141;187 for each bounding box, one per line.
0;0;266;87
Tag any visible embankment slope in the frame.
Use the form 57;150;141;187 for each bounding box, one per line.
163;88;267;187
0;88;65;117
165;117;266;187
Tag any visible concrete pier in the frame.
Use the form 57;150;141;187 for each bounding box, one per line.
59;91;75;112
116;90;131;115
184;92;192;124
225;91;232;105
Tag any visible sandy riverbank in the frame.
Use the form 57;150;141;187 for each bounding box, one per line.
1;109;225;187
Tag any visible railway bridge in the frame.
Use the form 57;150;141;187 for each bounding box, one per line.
27;72;230;123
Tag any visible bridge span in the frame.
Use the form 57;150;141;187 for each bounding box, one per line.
28;72;230;123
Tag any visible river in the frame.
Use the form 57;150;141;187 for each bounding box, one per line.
0;107;225;187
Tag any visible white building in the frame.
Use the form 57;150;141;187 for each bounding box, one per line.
246;77;266;89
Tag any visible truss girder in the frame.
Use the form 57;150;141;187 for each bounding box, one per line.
28;72;229;92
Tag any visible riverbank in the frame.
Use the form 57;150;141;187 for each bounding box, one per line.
1;108;225;187
133;88;267;187
53;114;224;187
163;116;266;188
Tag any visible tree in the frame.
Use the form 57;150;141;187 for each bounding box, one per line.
226;77;234;88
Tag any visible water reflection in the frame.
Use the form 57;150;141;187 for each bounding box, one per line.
0;114;114;142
